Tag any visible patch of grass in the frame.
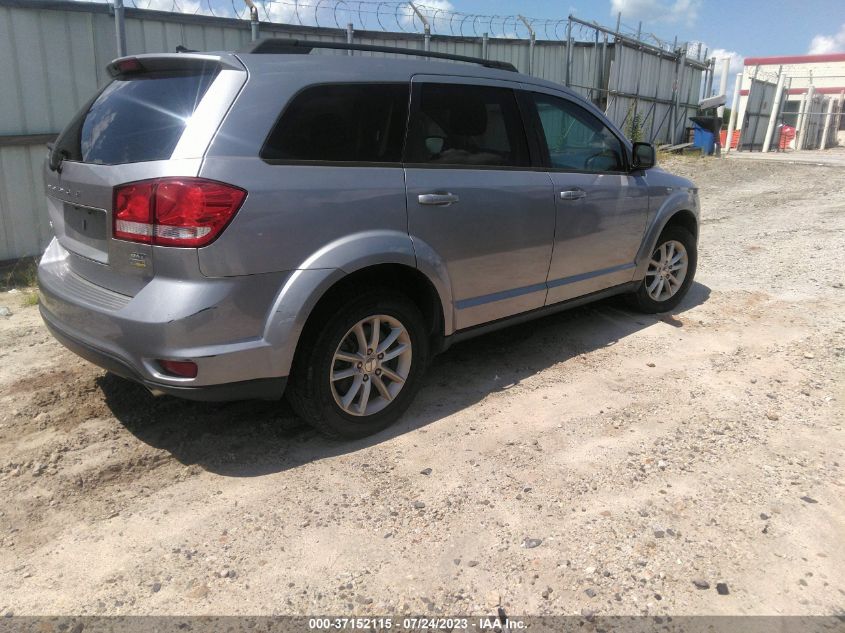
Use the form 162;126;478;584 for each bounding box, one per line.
0;257;38;292
23;292;39;307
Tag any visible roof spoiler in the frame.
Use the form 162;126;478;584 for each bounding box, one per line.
238;38;518;72
106;53;243;78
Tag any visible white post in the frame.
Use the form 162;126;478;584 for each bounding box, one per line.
795;90;809;149
835;91;845;147
724;72;742;154
820;97;835;150
797;85;815;150
716;57;730;119
762;69;786;153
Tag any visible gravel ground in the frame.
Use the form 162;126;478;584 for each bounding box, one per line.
0;156;843;617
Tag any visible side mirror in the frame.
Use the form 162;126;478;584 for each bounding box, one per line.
631;142;656;171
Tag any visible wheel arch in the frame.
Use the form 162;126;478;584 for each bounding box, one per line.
635;206;699;279
262;231;452;378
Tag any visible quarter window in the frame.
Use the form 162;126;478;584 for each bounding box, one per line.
261;84;409;163
531;93;625;173
405;83;530;168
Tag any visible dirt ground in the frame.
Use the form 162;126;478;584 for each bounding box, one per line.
0;156;843;618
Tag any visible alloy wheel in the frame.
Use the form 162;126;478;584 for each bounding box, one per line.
330;314;413;417
645;240;689;302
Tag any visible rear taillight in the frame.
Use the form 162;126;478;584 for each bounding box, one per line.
113;178;246;247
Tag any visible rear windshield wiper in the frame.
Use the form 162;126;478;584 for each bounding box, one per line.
48;146;69;173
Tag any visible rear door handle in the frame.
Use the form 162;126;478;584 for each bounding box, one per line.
560;189;587;201
418;193;460;206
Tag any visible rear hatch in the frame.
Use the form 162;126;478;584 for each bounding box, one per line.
44;53;246;295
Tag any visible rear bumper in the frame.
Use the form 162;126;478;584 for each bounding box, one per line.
37;238;291;401
41;310;285;401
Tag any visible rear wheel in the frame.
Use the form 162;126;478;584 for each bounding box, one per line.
627;225;697;313
287;293;429;439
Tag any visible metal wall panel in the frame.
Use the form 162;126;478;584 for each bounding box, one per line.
0;0;704;260
739;78;777;151
0;144;51;261
607;43;702;144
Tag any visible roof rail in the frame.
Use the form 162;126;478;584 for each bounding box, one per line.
239;38;518;72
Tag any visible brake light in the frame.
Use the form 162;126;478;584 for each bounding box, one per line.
115;58;144;74
113;178;246;247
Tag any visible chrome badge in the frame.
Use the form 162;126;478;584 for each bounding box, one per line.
129;252;148;269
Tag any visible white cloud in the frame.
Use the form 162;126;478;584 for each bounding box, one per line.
609;0;701;28
710;48;744;75
808;22;845;54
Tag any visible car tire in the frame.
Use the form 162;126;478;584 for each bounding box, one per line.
626;225;697;314
287;292;429;439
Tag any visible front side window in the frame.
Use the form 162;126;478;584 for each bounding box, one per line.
531;93;625;173
405;83;530;168
261;83;409;164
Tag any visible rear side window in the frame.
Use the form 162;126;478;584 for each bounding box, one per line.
261;84;409;164
405;83;530;168
56;69;219;166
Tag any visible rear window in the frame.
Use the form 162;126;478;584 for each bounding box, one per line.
261;83;409;164
55;69;219;166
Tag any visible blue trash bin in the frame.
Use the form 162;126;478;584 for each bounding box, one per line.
692;123;715;155
690;115;722;155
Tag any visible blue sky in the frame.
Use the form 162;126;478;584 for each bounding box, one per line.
457;1;843;58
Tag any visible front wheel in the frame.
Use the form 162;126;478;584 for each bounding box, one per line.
627;225;697;313
287;293;429;439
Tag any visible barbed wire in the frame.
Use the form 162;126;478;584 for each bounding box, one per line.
124;0;689;46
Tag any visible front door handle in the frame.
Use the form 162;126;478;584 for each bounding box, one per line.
560;188;587;201
418;193;460;206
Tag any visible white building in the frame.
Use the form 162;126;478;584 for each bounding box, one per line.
734;52;845;149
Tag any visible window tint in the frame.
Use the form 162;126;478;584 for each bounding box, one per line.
55;69;219;166
261;84;409;163
531;93;625;173
406;83;530;167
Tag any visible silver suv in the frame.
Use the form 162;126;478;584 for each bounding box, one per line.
39;40;699;438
